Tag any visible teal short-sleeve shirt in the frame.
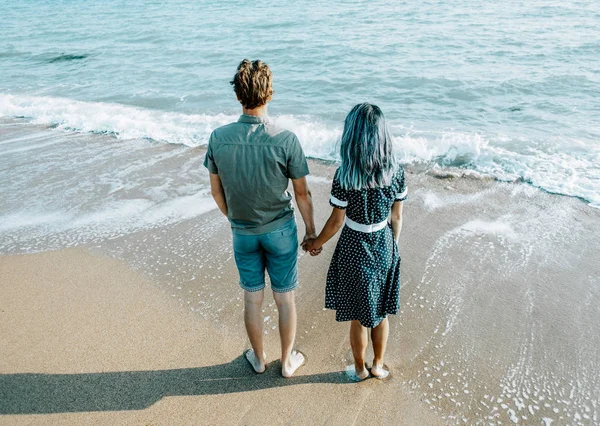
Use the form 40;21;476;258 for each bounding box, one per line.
204;114;309;235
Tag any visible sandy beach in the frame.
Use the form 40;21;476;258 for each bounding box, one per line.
1;125;599;425
1;246;439;425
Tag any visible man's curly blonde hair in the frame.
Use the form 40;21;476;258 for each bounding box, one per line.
230;59;273;109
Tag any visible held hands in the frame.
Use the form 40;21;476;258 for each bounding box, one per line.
302;234;323;256
302;238;323;256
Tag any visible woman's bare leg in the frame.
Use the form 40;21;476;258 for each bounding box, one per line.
350;320;369;380
371;317;389;377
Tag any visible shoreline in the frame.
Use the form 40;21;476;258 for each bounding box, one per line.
1;125;599;425
1;116;598;211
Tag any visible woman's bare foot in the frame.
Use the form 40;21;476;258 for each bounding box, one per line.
244;349;266;373
344;363;370;382
370;362;390;379
281;350;306;378
355;363;370;380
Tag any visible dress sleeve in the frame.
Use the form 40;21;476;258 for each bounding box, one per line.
395;167;408;202
203;133;218;174
329;169;348;209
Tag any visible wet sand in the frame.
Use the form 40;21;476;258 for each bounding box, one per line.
1;129;599;425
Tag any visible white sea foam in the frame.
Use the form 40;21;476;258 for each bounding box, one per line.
0;211;72;232
1;193;215;232
460;219;516;238
422;193;445;211
271;114;340;160
0;192;216;253
0;94;233;146
70;199;154;228
418;190;488;212
141;192;217;223
2;93;599;208
392;129;490;165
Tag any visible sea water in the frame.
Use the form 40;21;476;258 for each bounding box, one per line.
1;0;599;240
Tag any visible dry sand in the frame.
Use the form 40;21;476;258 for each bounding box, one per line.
1;149;599;425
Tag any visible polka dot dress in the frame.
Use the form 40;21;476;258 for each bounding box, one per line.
325;166;407;328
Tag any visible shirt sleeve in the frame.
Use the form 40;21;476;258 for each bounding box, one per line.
395;167;408;202
203;133;218;174
286;134;310;179
329;169;349;209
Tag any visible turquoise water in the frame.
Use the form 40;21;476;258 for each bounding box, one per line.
1;0;599;206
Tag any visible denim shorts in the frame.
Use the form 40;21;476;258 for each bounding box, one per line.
232;218;299;293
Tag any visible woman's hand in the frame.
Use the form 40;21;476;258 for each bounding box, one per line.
302;238;323;256
301;207;345;257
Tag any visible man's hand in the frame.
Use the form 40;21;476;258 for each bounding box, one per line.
303;233;318;243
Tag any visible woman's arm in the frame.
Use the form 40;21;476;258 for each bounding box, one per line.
209;173;228;217
302;207;346;255
390;200;403;242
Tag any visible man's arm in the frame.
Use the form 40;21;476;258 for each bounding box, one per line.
209;172;228;217
291;176;316;240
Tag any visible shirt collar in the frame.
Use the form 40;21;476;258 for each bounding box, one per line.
238;114;269;124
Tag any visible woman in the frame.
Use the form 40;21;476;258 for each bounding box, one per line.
303;103;406;381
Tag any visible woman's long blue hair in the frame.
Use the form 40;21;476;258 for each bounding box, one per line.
338;103;396;190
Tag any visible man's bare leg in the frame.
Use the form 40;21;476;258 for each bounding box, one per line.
244;289;266;373
273;290;304;377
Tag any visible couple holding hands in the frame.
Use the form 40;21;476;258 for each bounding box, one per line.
205;59;406;381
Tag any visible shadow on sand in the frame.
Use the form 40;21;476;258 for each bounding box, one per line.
0;355;350;414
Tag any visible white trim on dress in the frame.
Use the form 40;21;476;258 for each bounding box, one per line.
330;195;348;207
345;217;388;233
395;188;408;200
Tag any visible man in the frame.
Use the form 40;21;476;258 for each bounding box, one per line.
204;59;316;377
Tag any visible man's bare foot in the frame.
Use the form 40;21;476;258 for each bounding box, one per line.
345;363;370;382
281;350;306;378
244;349;266;374
370;362;390;379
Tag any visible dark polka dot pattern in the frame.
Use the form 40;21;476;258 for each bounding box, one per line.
326;166;407;328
